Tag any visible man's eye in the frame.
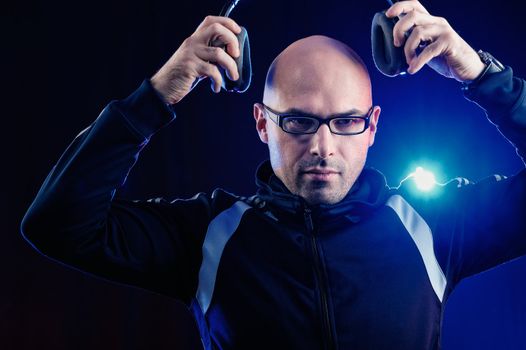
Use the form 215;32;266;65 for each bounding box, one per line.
334;118;354;126
289;118;314;125
283;117;317;133
285;118;316;129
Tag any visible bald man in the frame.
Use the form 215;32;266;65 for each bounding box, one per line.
22;1;526;349
254;35;378;206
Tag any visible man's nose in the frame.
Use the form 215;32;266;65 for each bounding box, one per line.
309;124;335;159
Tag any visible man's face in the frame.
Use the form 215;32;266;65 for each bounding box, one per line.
254;37;380;205
256;100;380;205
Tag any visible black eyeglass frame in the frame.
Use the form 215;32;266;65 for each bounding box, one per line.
261;103;374;135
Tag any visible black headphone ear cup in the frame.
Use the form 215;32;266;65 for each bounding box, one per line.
221;27;252;93
371;11;408;77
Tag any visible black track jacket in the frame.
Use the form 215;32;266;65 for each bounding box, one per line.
21;67;526;349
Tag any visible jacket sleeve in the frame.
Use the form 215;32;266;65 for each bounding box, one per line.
20;80;211;303
439;67;526;283
464;66;526;164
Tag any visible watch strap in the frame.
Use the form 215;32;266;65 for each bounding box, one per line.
462;50;505;91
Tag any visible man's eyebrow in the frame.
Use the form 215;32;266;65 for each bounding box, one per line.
283;107;366;115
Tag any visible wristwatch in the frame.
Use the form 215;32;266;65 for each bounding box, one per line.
461;50;505;90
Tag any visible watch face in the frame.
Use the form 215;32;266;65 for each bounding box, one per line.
477;50;492;64
478;50;505;70
462;50;505;90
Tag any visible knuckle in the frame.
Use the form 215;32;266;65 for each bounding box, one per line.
209;46;223;58
180;67;194;80
185;57;197;69
413;26;424;36
438;17;449;26
390;3;402;13
227;31;238;43
183;36;194;47
204;15;214;24
201;62;213;75
406;10;417;21
442;31;454;41
210;22;223;32
224;17;235;26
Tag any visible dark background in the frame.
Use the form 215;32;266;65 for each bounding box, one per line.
4;0;526;348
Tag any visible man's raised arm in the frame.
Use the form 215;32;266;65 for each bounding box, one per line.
386;1;526;285
20;16;242;301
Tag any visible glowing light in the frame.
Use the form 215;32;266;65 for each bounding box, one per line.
413;166;436;191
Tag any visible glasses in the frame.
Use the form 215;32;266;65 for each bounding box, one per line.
262;103;373;135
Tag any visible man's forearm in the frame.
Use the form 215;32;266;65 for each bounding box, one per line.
464;67;526;164
21;80;176;255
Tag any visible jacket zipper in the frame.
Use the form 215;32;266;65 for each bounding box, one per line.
304;208;335;350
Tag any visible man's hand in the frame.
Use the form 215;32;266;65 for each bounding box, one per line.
151;16;241;105
385;0;486;82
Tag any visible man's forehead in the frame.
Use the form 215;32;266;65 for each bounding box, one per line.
263;36;372;113
277;105;368;116
264;79;372;116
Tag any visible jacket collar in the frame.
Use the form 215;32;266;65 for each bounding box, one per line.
255;160;391;222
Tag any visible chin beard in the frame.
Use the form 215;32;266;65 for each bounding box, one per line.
301;188;345;205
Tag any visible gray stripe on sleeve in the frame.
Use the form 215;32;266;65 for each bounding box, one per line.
385;194;447;302
196;201;251;314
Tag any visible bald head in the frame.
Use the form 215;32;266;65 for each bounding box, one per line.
263;35;372;113
254;35;381;205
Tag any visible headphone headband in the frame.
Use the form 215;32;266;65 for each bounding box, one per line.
220;0;241;17
215;0;404;93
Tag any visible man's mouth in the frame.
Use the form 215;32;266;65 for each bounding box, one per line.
301;168;340;181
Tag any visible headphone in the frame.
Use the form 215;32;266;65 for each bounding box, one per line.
209;0;252;92
211;0;408;93
371;1;410;77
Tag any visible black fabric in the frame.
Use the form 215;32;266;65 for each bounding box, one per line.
20;67;526;349
464;66;526;163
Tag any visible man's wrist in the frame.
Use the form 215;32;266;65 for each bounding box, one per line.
461;50;505;91
116;79;177;139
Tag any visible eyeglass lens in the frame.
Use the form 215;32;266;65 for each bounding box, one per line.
282;116;366;134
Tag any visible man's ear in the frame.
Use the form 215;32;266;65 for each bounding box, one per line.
368;105;381;147
254;103;269;144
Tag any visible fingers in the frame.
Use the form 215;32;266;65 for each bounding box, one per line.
196;45;239;81
385;0;429;18
384;1;458;77
200;21;241;59
150;15;243;102
386;0;433;49
197;15;242;36
403;24;441;67
196;61;223;93
186;16;243;94
193;16;241;86
407;37;449;74
392;10;445;48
